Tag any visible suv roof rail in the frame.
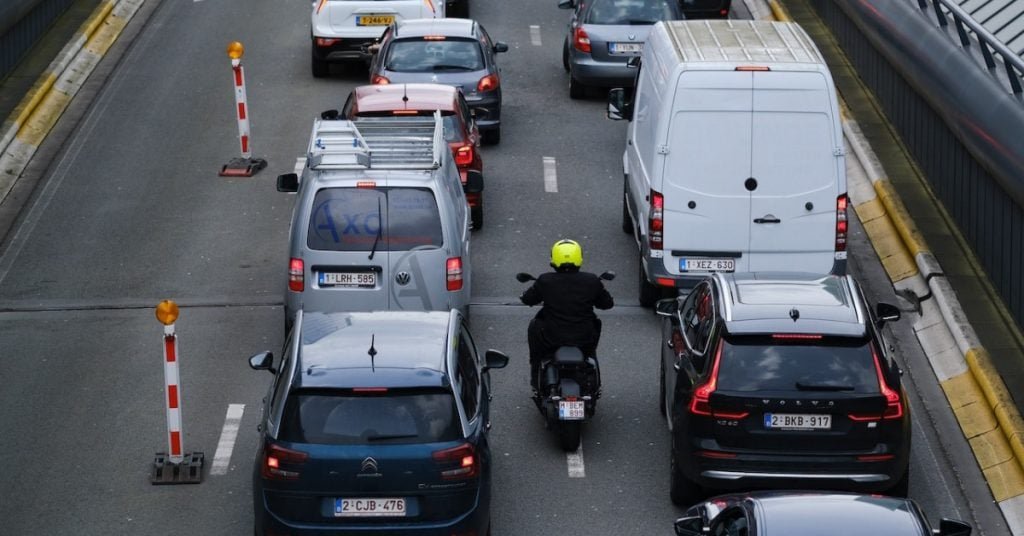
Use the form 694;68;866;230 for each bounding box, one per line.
306;112;444;171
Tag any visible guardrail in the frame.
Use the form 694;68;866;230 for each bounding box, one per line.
916;0;1024;95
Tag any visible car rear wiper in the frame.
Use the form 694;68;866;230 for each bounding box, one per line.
795;382;855;392
430;64;475;71
368;197;383;260
366;433;419;441
627;19;659;24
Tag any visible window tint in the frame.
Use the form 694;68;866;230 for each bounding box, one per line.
456;328;480;419
681;283;713;355
717;336;880;393
279;389;462;445
586;0;678;24
385;38;484;72
307;187;443;251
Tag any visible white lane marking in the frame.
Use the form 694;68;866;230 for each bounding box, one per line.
294;157;306;175
210;404;245;475
543;156;558;193
567;439;585;478
530;25;542;46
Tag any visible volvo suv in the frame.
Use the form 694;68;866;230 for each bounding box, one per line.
655;272;909;505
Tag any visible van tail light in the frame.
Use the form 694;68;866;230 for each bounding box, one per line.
573;27;591;53
477;74;499;92
454;144;474;166
262;442;308;480
288;258;304;292
835;194;849;252
649;189;664;250
433;443;478;480
372;74;390;85
848;346;904;421
446;257;463;291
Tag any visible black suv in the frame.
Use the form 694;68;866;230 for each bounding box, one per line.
656;272;909;505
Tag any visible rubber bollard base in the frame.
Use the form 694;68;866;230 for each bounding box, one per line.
219;157;267;177
150;451;205;484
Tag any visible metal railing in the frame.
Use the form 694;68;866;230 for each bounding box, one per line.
916;0;1024;95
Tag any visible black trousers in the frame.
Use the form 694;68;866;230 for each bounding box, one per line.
527;317;600;387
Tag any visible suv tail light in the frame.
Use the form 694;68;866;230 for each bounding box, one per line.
836;194;849;252
446;257;463;291
454;144;474;166
315;37;340;47
848;346;904;421
477;74;499;92
372;74;390;85
572;26;591;53
649;189;664;250
288;258;304;292
433;443;478;480
262;442;308;480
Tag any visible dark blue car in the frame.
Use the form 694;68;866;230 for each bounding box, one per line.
248;310;508;535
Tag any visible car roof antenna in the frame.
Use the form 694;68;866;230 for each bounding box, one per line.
789;308;800;322
402;84;409;104
368;334;378;372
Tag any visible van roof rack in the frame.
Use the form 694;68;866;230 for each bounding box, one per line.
306;112;444;171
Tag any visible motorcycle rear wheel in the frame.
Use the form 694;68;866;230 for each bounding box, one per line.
558;421;582;451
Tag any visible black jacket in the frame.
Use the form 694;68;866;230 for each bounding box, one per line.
520;270;614;346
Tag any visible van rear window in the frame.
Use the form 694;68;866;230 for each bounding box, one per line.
307;187;443;251
716;336;879;394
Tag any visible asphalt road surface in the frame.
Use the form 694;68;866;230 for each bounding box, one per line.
0;0;1010;534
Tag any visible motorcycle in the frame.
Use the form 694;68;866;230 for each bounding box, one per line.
515;270;615;451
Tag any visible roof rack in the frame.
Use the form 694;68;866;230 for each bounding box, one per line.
306;112;444;171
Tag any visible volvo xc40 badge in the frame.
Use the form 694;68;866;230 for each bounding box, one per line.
395;271;411;285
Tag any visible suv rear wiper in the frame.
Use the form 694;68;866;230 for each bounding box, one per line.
368;197;383;260
366;433;419;441
795;382;855;392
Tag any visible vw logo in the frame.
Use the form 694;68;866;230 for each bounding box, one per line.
395;271;411;285
628;34;636;40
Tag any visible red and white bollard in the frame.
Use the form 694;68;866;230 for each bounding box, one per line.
220;41;267;177
151;300;204;484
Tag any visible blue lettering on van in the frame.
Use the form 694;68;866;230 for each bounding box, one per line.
313;200;382;243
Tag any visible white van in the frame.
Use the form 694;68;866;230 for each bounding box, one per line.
608;20;848;305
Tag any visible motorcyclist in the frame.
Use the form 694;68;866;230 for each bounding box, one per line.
520;239;614;390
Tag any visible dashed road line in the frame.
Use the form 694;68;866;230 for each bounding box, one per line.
567;439;585;478
530;25;542;46
210;404;245;476
543;156;558;193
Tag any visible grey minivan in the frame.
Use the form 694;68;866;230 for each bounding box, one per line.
278;117;474;331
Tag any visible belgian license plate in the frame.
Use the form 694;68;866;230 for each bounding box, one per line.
334;497;406;517
764;413;832;430
319;271;376;287
558;400;585;420
610;42;643;54
357;15;395;26
680;258;735;272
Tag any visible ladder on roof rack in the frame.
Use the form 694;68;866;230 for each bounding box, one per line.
306;112;444;171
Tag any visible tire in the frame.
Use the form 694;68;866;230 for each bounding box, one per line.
311;48;328;78
558;421;582;452
888;466;910;497
482;127;501;145
669;441;703;506
562;38;570;72
569;76;586;100
471;205;484;231
621;181;633;234
638;257;661;307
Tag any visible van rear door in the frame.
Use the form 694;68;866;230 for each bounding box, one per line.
660;70;753;276
748;71;840;273
386;187;450;312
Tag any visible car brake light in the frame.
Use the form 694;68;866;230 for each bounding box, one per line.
857;454;895;462
697;450;738;459
689;341;723;416
315;37;340;47
477;74;499;92
423;35;447;41
573;26;591;53
848;346;904;421
262;443;308;480
735;66;770;71
649;189;664;250
656;278;675;287
356;181;376;188
433;443;478;480
446;257;463;291
454;144;474;166
772;334;824;340
836;194;849;252
352;387;388;393
288;258;304;292
372;74;390;85
391;110;420;115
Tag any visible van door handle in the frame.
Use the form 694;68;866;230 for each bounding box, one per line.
754;216;781;224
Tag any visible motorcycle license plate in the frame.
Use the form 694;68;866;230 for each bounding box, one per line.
558;400;585;420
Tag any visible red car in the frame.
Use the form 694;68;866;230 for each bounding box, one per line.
342;83;485;230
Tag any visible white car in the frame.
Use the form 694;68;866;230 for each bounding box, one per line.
310;0;446;77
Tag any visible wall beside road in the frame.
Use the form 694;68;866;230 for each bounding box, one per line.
0;0;78;80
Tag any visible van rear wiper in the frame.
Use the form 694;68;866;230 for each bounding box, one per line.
795;382;855;392
369;197;383;260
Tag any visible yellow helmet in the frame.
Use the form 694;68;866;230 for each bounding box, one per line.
550;239;583;269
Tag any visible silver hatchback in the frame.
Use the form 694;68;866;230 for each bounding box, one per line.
560;0;682;99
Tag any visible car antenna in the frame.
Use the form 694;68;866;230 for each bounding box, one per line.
789;308;800;322
368;334;377;372
402;84;409;104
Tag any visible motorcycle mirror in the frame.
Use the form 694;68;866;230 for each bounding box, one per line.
515;272;535;283
599;271;616;281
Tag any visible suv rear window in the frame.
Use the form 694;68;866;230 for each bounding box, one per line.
716;336;879;394
385;38;484;72
586;0;678;24
308;187;443;251
279;389;462;445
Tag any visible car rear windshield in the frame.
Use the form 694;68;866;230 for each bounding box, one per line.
355;112;463;143
279;389;462;445
308;187;443;251
586;0;679;24
716;336;879;394
385;38;484;72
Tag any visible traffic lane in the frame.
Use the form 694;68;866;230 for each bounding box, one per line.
0;305;273;535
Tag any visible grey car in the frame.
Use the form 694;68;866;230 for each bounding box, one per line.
560;0;682;99
368;18;508;144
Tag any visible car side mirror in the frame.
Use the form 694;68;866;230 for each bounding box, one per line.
674;516;707;536
607;88;632;121
249;351;276;374
277;173;299;193
655;298;677;317
483;350;509;371
935;519;971;536
876;302;901;324
464;169;484;194
557;0;574;8
493;42;509;53
321;109;340;120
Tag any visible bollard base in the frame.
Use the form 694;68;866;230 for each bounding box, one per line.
151;451;205;485
219;157;267;177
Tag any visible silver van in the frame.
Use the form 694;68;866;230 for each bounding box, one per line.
277;115;477;330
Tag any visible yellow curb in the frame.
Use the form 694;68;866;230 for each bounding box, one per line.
767;0;792;22
852;196;886;225
84;13;129;57
966;348;1024;474
15;92;73;147
81;1;116;43
873;179;928;257
970;429;1015;468
10;73;58;129
859;213;919;282
981;458;1024;502
942;371;987;410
